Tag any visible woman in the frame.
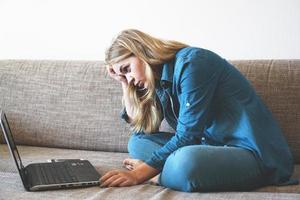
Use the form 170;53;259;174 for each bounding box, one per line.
99;29;295;192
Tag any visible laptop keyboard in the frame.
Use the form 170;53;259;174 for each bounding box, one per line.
36;162;79;184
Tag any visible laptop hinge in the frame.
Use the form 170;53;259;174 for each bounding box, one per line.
21;167;31;191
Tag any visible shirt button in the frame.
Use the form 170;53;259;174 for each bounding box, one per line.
161;81;166;87
186;102;190;107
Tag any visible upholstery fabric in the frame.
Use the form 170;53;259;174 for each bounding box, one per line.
231;60;300;163
0;59;299;199
0;145;299;200
0;60;299;162
0;60;131;152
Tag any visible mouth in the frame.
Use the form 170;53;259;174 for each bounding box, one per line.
136;81;143;88
139;82;144;88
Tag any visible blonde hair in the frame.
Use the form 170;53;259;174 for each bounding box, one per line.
105;29;188;133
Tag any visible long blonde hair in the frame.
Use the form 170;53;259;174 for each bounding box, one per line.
105;29;188;133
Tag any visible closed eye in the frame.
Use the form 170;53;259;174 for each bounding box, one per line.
121;65;131;74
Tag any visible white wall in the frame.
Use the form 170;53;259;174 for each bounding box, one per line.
0;0;299;60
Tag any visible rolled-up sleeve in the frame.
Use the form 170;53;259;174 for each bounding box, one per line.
145;51;224;170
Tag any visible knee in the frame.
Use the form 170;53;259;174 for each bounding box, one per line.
127;132;163;161
127;132;143;157
160;145;203;192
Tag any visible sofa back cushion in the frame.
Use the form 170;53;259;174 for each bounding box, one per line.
234;60;300;163
0;59;299;163
0;60;131;152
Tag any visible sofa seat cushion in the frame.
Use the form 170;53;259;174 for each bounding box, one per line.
0;145;299;200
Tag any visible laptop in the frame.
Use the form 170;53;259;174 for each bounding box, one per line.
0;110;101;191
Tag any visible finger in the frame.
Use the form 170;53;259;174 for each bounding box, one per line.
108;177;127;187
116;75;125;82
100;171;118;182
118;180;132;187
100;174;120;188
107;65;115;72
99;170;119;183
106;66;113;73
119;76;128;85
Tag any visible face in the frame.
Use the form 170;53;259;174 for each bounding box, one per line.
112;56;148;89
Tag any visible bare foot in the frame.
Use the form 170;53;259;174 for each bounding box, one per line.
149;173;160;185
122;158;160;185
122;158;143;171
123;158;160;185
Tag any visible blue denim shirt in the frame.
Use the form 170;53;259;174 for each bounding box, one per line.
141;47;295;186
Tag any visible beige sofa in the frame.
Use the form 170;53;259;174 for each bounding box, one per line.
0;59;299;200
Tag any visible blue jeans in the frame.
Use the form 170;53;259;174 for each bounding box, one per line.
128;131;268;192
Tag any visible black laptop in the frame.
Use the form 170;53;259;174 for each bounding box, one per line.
0;110;101;191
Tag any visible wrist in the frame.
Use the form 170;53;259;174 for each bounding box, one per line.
121;82;128;91
131;169;142;184
131;163;160;184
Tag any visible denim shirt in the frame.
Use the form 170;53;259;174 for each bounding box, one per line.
122;47;296;186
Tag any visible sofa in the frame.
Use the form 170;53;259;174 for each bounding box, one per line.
0;59;299;200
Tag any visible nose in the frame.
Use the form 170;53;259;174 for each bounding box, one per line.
126;75;135;85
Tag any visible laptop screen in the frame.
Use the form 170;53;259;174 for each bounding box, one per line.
0;111;24;172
